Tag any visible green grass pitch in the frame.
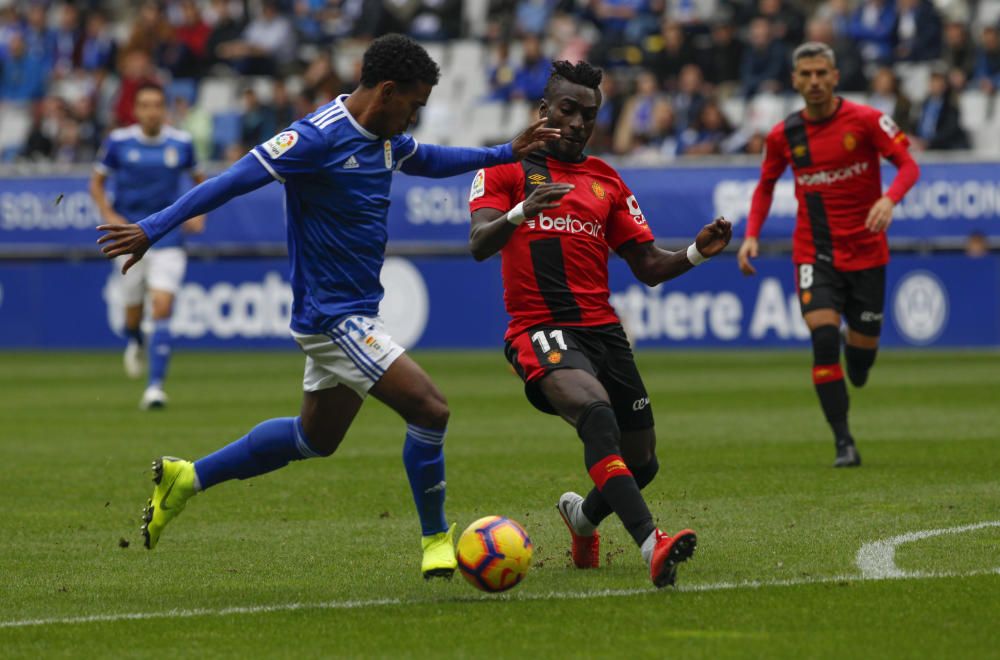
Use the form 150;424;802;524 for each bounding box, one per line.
0;349;997;658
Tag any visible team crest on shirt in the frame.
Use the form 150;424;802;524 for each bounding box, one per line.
164;146;179;167
470;169;485;201
384;140;393;169
843;132;857;152
591;181;605;199
547;350;562;364
264;131;299;159
127;149;140;162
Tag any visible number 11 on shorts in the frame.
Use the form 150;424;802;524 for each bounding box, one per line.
532;329;567;353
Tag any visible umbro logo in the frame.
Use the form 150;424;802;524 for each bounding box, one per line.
343;155;359;169
528;173;546;185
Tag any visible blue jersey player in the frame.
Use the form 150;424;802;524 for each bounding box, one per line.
97;35;558;579
90;83;206;410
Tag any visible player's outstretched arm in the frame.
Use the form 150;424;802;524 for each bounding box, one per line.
400;119;560;178
469;182;575;261
620;217;732;286
96;153;273;273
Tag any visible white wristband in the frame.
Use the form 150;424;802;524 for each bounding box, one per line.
506;201;526;226
686;242;709;266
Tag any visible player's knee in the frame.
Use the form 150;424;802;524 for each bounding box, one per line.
811;325;841;365
576;401;620;453
299;419;342;457
409;395;450;430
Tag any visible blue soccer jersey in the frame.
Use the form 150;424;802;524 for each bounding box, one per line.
136;94;515;335
96;125;199;248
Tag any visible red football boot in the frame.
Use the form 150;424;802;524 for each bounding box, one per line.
649;528;697;588
556;492;600;569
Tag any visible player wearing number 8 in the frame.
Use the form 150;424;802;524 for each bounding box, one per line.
468;60;733;588
736;42;920;467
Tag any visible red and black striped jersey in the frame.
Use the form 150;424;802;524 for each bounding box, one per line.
470;151;654;340
747;98;918;271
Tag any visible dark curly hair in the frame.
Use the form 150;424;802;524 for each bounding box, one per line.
543;60;603;100
360;34;441;88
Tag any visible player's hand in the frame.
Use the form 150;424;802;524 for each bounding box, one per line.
97;223;151;274
510;118;562;160
737;236;759;276
865;195;895;233
694;216;733;259
522;183;575;217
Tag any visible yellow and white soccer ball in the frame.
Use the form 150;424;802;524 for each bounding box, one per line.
456;515;534;593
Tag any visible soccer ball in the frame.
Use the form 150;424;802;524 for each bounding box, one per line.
456;516;534;593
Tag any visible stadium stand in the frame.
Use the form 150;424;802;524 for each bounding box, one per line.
0;0;998;165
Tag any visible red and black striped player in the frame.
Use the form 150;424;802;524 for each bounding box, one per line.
468;60;732;588
737;42;920;467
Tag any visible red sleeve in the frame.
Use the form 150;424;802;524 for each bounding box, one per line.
606;180;655;250
746;127;789;239
866;109;920;204
469;164;521;213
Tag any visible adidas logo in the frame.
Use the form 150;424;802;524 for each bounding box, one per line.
343;155;359;169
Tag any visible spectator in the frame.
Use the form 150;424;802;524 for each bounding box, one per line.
649;99;680;160
53;118;93;164
740;17;787;98
848;0;897;65
301;47;340;100
511;34;550;102
869;66;914;134
124;1;174;67
913;69;969;150
113;49;159;127
941;21;976;90
0;32;49;102
613;70;671;153
646;20;698;90
172;0;212;76
485;41;513;101
665;0;718;28
972;25;1000;94
516;0;559;36
217;0;295;75
172;93;213;162
240;87;276;148
23;2;54;66
678;100;734;155
80;9;117;73
894;0;942;62
549;12;592;63
698;16;743;90
272;78;296;128
22;99;59;160
51;3;83;78
756;0;804;45
408;0;464;41
814;0;853;39
805;17;867;92
206;0;246;67
0;6;19;59
671;63;707;130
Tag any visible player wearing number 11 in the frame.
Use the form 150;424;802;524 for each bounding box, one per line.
736;42;920;468
468;60;732;588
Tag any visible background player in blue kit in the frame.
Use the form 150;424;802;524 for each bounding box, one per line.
97;34;558;579
90;83;206;410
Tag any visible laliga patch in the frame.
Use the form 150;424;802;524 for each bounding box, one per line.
264;131;299;159
469;169;485;201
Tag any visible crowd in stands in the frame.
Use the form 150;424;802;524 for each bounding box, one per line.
1;0;1000;166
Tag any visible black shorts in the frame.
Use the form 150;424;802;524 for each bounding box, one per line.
504;323;654;431
796;262;886;336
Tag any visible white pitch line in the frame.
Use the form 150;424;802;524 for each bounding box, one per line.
2;568;998;630
856;521;1000;579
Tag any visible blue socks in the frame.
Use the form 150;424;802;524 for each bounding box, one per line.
148;320;171;387
193;417;321;490
403;425;448;536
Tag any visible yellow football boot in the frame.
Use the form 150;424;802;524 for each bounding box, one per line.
141;457;197;550
421;523;458;580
